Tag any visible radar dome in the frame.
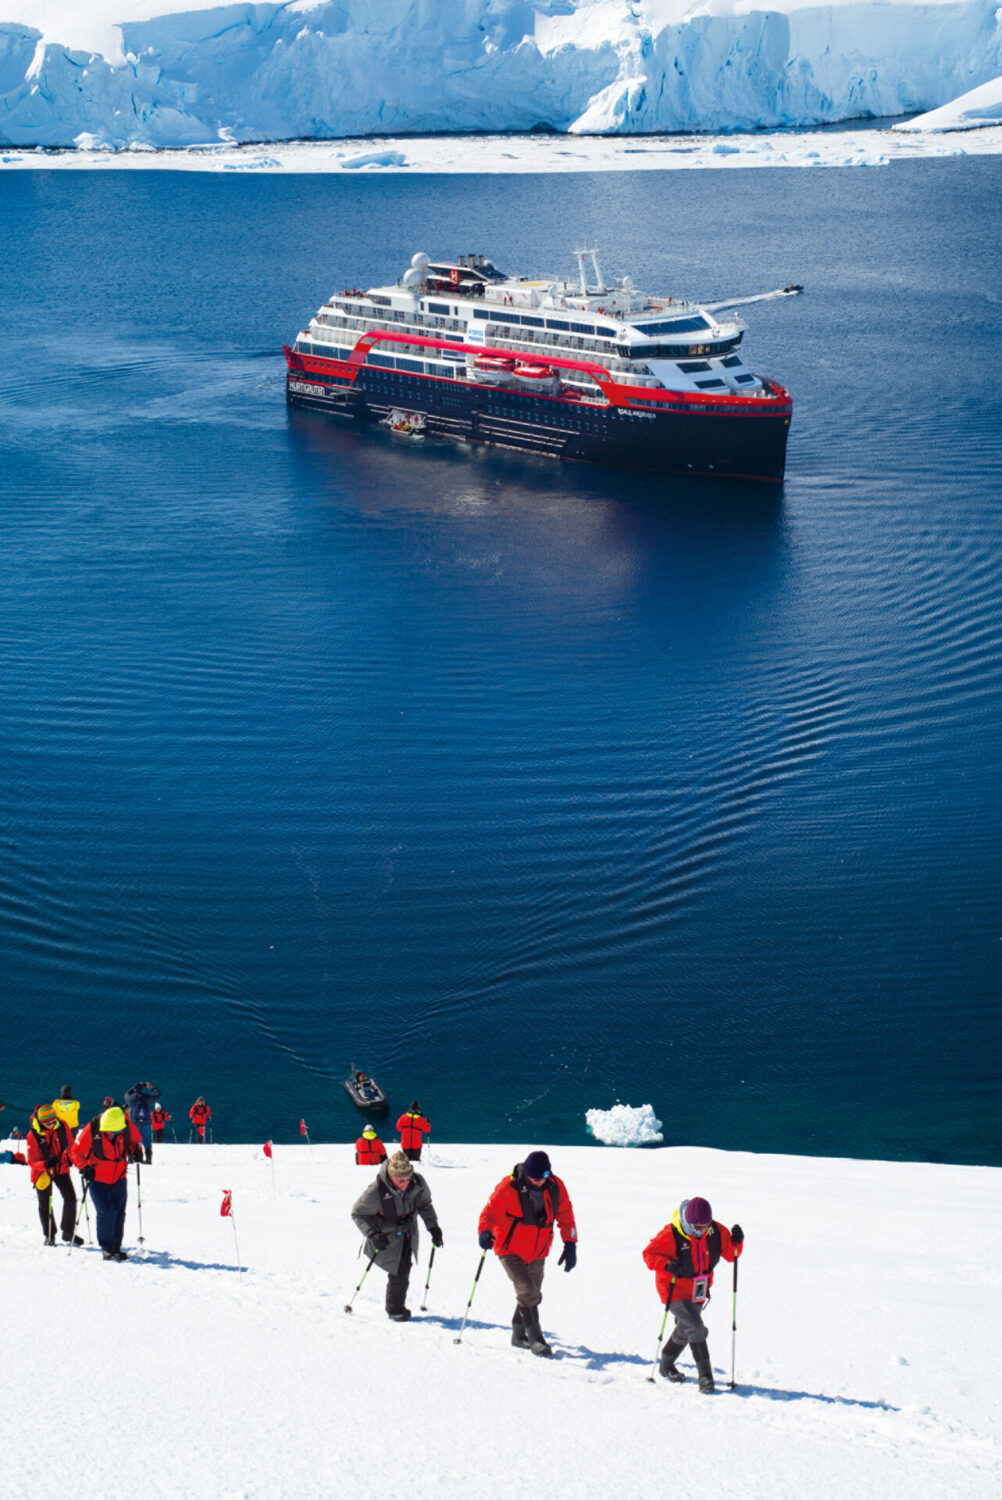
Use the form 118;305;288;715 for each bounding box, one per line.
411;252;431;272
402;268;423;289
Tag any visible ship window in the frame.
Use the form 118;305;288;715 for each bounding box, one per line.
679;361;712;373
427;302;450;315
522;315;544;327
368;353;394;367
546;319;569;331
395;358;424;373
633;316;711;335
595;328;616;339
570;323;592;334
722;355;743;368
695;378;727;389
473;309;490;320
734;373;756;383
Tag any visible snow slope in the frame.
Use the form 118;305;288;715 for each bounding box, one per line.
2;1139;1000;1499
897;73;1002;129
1;0;1002;148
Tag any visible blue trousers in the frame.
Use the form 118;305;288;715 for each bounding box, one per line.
90;1178;128;1253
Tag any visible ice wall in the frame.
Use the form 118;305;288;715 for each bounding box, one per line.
1;0;1001;148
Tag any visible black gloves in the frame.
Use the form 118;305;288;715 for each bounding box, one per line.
731;1224;744;1246
44;1157;60;1174
478;1230;494;1250
81;1167;95;1184
369;1231;390;1252
557;1243;577;1272
430;1225;444;1248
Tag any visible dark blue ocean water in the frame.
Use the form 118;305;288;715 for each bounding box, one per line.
1;160;1000;1161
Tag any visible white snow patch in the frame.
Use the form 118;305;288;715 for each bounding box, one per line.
895;74;1002;130
586;1102;664;1145
339;147;408;169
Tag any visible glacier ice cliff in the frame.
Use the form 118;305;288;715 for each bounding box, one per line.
1;0;1001;148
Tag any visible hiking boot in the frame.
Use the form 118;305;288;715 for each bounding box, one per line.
102;1250;115;1260
659;1334;688;1383
63;1235;85;1247
387;1309;412;1322
44;1235;57;1247
511;1313;530;1349
113;1250;129;1262
522;1307;553;1358
691;1340;715;1394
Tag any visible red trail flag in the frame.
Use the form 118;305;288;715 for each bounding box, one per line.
263;1140;273;1159
299;1119;307;1136
220;1189;232;1218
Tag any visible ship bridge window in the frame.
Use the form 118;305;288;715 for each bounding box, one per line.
595;328;616;339
633;316;711;335
722;355;744;368
695;378;727;389
427;301;451;315
679;360;712;373
569;322;593;334
545;318;569;331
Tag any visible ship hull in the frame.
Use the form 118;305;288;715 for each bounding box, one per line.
286;367;791;483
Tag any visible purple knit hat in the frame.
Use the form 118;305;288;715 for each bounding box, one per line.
680;1197;713;1235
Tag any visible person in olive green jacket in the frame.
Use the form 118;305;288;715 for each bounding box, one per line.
351;1152;442;1320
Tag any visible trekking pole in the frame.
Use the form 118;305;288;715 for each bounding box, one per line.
646;1278;676;1383
82;1183;92;1243
171;1126;177;1143
136;1160;145;1244
452;1252;487;1344
344;1255;377;1314
69;1181;91;1254
729;1257;739;1390
188;1129;193;1144
419;1246;436;1311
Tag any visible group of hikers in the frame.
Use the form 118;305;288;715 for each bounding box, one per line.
354;1101;431;1164
350;1145;743;1391
5;1085;215;1261
6;1088;744;1388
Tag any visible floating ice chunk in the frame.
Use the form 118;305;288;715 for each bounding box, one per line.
73;132;113;151
586;1103;664;1146
339;149;408;170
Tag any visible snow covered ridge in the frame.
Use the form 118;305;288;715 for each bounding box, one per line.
1;0;1002;149
2;1141;1000;1498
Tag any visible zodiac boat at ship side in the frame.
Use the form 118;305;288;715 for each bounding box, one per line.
284;249;796;481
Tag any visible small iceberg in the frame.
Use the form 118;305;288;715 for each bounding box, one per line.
339;149;408;170
586;1103;664;1146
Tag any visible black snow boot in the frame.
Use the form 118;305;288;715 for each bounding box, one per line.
387;1309;412;1322
511;1311;530;1349
659;1334;688;1383
63;1234;85;1246
145;1149;153;1165
113;1250;129;1262
102;1250;115;1260
521;1307;553;1358
691;1340;715;1394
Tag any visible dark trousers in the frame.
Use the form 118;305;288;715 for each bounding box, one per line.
36;1173;77;1242
499;1254;546;1310
385;1240;413;1313
90;1178;128;1253
403;1146;422;1161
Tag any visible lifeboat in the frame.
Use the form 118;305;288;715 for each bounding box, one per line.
513;363;559;392
471;354;516;384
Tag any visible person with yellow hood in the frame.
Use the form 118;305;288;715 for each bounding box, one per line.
52;1085;81;1138
71;1102;144;1261
27;1103;81;1246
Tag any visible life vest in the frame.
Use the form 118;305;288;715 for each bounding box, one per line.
355;1136;386;1165
396;1112;430;1151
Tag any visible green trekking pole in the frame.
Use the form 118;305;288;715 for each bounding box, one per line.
419;1246;436;1311
452;1251;487;1344
344;1254;377;1313
68;1179;92;1254
646;1277;676;1382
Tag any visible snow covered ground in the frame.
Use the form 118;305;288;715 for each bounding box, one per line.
1;0;1002;150
3;120;1002;172
2;1137;999;1498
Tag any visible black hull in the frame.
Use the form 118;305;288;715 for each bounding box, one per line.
344;1076;389;1115
286;369;790;482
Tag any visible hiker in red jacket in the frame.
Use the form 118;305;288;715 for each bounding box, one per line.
396;1103;430;1161
71;1104;144;1260
189;1098;212;1142
151;1104;171;1144
355;1127;387;1165
642;1196;744;1393
478;1150;577;1358
27;1103;81;1246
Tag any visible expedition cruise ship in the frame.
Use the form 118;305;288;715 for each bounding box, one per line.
284;250;796;481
